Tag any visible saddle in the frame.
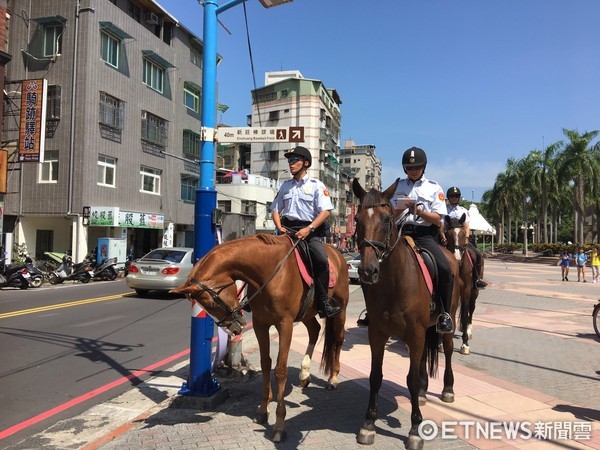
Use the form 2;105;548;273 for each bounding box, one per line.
288;236;337;288
403;235;435;296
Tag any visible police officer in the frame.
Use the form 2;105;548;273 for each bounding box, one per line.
445;186;487;290
392;147;454;333
270;146;342;318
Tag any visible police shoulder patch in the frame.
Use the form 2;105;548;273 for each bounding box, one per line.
438;192;445;201
323;189;329;197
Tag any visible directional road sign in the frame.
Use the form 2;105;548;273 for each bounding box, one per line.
216;126;305;143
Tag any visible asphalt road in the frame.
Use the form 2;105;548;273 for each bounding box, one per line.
0;279;192;447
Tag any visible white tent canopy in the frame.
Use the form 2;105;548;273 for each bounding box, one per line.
468;204;495;235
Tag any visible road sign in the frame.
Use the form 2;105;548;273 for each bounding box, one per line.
216;127;304;143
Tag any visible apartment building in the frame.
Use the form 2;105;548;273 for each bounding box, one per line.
2;0;208;261
340;140;382;193
248;70;344;229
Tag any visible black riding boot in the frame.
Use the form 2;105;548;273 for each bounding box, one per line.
315;273;341;318
473;252;488;290
436;285;454;333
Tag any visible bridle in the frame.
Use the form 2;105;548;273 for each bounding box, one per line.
357;201;401;262
445;225;467;255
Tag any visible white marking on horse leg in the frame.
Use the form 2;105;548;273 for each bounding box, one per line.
299;354;312;387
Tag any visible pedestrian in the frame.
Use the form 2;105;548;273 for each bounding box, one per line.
393;147;455;333
559;248;571;281
270;146;342;318
591;247;600;283
444;186;488;290
575;247;588;282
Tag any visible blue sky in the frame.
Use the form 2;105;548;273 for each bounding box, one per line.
158;0;600;201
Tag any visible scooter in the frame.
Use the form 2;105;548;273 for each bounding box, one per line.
91;256;119;281
0;259;30;289
24;257;46;288
47;253;94;284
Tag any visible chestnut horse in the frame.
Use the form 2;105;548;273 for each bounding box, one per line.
444;214;481;355
171;234;349;443
352;179;459;450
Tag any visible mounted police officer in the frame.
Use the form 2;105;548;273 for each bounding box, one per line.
392;147;454;333
270;146;342;318
445;186;487;290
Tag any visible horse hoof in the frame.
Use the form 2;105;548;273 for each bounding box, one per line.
325;381;338;391
418;395;427;406
299;375;311;388
460;344;470;355
254;412;268;424
271;429;287;443
441;391;455;403
357;428;376;445
406;435;424;450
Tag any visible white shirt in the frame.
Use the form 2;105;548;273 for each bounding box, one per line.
446;204;470;223
392;176;447;226
270;174;333;222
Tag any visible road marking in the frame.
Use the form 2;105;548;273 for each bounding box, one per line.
0;348;190;440
0;293;134;319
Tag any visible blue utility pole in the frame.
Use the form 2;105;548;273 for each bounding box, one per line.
181;0;292;397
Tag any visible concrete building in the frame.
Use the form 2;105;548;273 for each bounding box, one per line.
340;139;382;193
248;70;343;230
2;0;210;262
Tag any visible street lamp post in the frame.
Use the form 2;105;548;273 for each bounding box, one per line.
181;0;293;398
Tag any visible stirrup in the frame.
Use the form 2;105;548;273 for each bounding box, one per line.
436;312;453;334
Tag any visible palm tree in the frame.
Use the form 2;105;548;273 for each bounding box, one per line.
555;129;600;244
539;141;562;243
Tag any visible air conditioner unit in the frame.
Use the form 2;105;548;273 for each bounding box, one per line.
145;12;159;25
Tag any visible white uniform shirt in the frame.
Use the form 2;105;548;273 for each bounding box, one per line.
270;174;333;222
391;176;447;226
446;204;470;223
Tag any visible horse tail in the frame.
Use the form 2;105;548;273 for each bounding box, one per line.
320;315;343;375
425;325;440;378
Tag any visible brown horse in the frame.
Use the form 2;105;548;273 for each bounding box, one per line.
444;214;481;355
352;178;459;450
171;234;349;443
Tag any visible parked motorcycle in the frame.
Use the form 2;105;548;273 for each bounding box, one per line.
47;253;94;284
0;259;30;289
91;256;119;281
24;257;46;288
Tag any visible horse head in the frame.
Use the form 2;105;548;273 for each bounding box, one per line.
444;213;467;260
171;259;247;336
352;178;399;284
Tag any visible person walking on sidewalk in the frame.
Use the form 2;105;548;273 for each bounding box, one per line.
591;247;600;283
575;247;588;282
559;249;571;281
271;146;342;318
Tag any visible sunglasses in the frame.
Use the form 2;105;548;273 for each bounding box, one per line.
287;157;302;164
405;165;424;171
448;194;460;199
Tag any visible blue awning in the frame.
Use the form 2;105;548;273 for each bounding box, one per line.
184;80;202;92
33;15;67;25
142;50;175;69
100;21;133;40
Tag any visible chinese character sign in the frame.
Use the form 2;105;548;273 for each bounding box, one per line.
19;79;48;162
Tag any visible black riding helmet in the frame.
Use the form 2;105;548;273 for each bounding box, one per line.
284;146;312;167
447;186;461;198
402;147;427;172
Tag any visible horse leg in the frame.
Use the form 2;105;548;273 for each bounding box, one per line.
299;316;321;388
253;324;272;425
357;332;387;446
441;330;455;403
460;285;472;355
323;307;347;390
408;330;428;450
271;321;293;443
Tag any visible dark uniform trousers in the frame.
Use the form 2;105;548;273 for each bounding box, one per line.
467;242;484;280
282;218;329;303
403;224;454;314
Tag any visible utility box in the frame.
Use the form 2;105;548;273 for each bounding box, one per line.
97;238;127;268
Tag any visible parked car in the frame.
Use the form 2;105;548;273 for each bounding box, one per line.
125;247;194;296
347;254;361;284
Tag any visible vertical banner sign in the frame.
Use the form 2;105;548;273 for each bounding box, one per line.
18;79;48;162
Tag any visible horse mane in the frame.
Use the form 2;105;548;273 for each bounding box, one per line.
362;188;384;208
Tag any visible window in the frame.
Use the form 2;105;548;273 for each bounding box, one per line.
128;1;141;22
183;129;200;159
143;58;164;93
44;25;63;57
39;151;58;183
184;84;200;112
100;92;125;129
190;47;202;68
47;85;61;120
268;110;279;121
101;31;119;67
218;200;231;213
98;155;116;187
140;166;161;194
141;111;168;147
265;201;272;219
242;200;256;216
181;176;197;202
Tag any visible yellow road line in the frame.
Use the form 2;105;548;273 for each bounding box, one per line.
0;293;134;319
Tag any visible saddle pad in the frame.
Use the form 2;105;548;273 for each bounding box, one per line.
288;237;336;288
403;236;434;295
